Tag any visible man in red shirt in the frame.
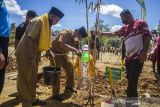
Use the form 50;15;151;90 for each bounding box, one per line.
149;30;159;73
94;9;150;105
149;33;160;77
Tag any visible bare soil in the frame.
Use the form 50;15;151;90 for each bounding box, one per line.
0;51;160;107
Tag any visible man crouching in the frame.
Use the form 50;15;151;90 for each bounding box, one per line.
48;27;88;101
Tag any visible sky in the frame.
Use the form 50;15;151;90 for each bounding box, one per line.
4;0;160;32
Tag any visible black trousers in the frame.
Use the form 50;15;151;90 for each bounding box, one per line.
125;59;143;97
0;36;9;94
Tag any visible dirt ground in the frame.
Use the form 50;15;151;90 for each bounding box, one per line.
0;50;160;107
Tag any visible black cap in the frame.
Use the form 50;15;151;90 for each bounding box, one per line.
120;9;131;16
78;26;88;38
26;10;37;18
49;7;64;19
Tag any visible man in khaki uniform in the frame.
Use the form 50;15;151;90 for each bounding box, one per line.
15;7;64;107
48;27;88;101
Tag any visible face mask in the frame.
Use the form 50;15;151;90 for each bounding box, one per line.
122;19;128;25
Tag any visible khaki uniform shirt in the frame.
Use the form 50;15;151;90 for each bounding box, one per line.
51;29;79;54
15;17;42;61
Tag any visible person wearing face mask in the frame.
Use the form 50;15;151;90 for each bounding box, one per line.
15;7;64;107
14;10;37;49
47;26;88;101
93;9;150;106
148;30;158;73
149;32;160;82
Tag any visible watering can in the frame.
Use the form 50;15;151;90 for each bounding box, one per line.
81;52;89;63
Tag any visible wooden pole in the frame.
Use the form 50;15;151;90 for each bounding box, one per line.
85;0;89;32
94;0;100;64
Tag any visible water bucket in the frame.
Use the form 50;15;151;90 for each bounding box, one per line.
105;66;121;80
43;66;61;85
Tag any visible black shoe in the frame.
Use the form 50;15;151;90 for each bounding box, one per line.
32;99;46;106
52;96;64;101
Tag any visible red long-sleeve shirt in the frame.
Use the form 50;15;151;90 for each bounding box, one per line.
115;19;150;62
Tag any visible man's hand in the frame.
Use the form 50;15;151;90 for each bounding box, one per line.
140;51;147;63
44;49;55;60
0;52;5;69
66;45;82;56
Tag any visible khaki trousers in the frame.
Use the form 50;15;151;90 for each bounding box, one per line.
50;55;74;96
16;56;40;105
